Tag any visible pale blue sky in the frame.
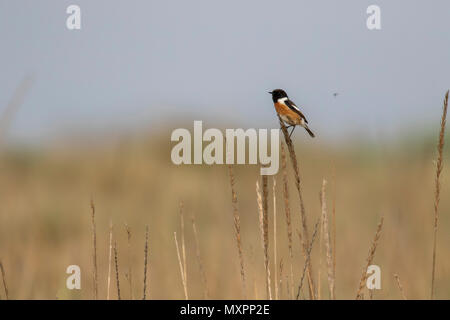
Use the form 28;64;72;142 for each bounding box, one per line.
0;0;449;144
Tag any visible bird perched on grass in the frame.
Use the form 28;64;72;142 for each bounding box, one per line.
269;89;315;138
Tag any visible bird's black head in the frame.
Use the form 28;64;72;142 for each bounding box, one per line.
268;89;288;103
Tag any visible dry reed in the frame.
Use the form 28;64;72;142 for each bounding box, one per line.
285;274;290;299
227;165;247;298
256;180;272;300
174;231;188;299
296;218;320;300
431;90;448;299
125;224;133;299
280;142;294;299
107;220;113;300
114;240;121;300
320;179;335;299
262;175;271;298
394;273;407;300
278;116;315;298
297;229;315;299
278;258;284;299
90;198;98;300
179;202;187;293
143;225;149;300
262;175;269;265
318;206;322;300
272;177;278;299
356;217;384;300
191;216;209;299
331;163;337;285
0;260;8;300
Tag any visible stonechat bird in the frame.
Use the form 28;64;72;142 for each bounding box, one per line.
269;89;315;138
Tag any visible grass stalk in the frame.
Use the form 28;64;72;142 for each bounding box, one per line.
143;225;149;300
431;90;448;299
114;240;121;300
179;202;187;293
321;179;335;299
125;224;133;299
192;216;209;299
296;218;320;299
278;116;315;298
90;198;98;300
272;177;278;299
174;231;188;299
318;206;323;300
0;260;8;300
256;180;272;300
331;163;337;288
227;165;247;298
107;220;113;300
356;217;384;300
278;258;284;299
280;142;294;299
394;273;407;300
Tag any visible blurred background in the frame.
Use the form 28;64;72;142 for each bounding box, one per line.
0;0;449;299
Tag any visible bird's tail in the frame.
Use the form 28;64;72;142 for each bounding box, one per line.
305;126;315;138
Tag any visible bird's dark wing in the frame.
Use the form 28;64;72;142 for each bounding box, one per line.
285;99;308;123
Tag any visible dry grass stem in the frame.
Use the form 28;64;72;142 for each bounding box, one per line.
297;228;315;299
278;116;315;298
143;225;149;300
278;117;310;240
179;202;187;293
174;232;188;300
107;220;113;300
114;241;121;300
272;177;278;299
227;165;247;298
394;273;407;300
256;180;272;300
356;217;384;300
431;90;448;299
262;175;270;298
262;175;269;260
285;274;290;299
280;142;295;299
278;258;284;299
0;260;8;300
296;218;320;300
281;143;293;256
331;163;337;284
125;224;133;299
321;179;335;299
192;216;209;299
318;211;322;300
90;198;98;300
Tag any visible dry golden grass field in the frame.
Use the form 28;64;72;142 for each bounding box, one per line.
0;96;449;300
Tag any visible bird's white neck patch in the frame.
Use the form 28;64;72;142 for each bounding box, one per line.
277;97;288;103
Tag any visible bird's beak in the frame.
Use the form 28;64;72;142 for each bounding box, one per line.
268;91;272;94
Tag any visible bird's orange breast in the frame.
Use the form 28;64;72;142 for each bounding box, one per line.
274;102;301;125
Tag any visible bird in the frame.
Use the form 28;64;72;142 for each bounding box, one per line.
268;89;315;138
